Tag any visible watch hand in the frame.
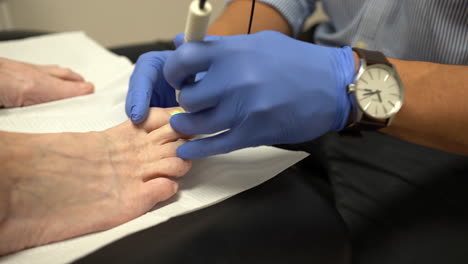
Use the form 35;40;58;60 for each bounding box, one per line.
376;90;383;103
361;94;374;100
362;91;377;96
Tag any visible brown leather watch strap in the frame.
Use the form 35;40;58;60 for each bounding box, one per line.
352;47;392;66
339;115;387;137
354;114;387;129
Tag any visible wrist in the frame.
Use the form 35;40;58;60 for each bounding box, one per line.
353;51;360;73
330;46;356;131
207;22;234;36
343;51;361;127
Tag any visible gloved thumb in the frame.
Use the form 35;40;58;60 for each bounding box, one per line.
173;33;223;48
173;34;185;48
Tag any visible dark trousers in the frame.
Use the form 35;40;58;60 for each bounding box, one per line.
283;131;468;264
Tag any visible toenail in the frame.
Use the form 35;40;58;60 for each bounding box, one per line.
171;110;184;116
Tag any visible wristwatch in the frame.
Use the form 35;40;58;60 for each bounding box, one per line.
340;48;405;136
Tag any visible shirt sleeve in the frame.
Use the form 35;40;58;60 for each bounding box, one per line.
226;0;317;36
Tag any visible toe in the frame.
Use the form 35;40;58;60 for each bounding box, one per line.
141;157;192;182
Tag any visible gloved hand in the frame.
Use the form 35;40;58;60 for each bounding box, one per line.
165;31;356;159
126;34;216;124
126;51;177;124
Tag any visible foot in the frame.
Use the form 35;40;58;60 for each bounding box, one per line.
0;107;191;255
0;58;94;107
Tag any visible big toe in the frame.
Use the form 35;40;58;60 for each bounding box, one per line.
57;81;94;99
78;82;94;95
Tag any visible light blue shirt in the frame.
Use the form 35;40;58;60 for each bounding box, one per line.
230;0;467;65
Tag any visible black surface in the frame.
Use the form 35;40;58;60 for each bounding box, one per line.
0;30;51;41
75;157;351;264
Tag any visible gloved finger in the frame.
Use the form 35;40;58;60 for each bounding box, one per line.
164;42;218;90
173;34;223;48
204;35;223;42
177;72;223;112
126;51;171;124
175;129;247;159
173;33;185;48
125;85;151;124
170;107;232;136
194;71;206;82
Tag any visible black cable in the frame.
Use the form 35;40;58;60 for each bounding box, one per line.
199;0;207;10
247;0;256;34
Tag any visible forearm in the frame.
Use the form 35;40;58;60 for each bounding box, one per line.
382;59;468;155
208;0;292;36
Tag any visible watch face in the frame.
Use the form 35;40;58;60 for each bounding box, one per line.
355;65;404;119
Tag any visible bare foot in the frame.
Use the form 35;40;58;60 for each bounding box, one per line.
0;107;191;255
0;57;94;107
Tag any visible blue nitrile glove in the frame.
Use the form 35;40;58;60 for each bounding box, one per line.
125;34;217;124
165;31;356;159
126;51;177;124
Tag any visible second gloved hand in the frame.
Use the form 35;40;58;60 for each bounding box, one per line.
126;35;219;124
165;31;356;159
126;51;178;124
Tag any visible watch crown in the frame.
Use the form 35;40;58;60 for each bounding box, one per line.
348;83;356;93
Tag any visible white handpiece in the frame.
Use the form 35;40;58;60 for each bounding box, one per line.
176;0;212;103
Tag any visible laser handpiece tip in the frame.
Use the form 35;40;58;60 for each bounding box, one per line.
199;0;207;10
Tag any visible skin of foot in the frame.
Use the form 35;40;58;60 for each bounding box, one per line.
0;107;191;255
0;57;94;108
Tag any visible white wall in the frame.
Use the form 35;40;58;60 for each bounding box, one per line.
4;0;226;47
1;0;326;47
